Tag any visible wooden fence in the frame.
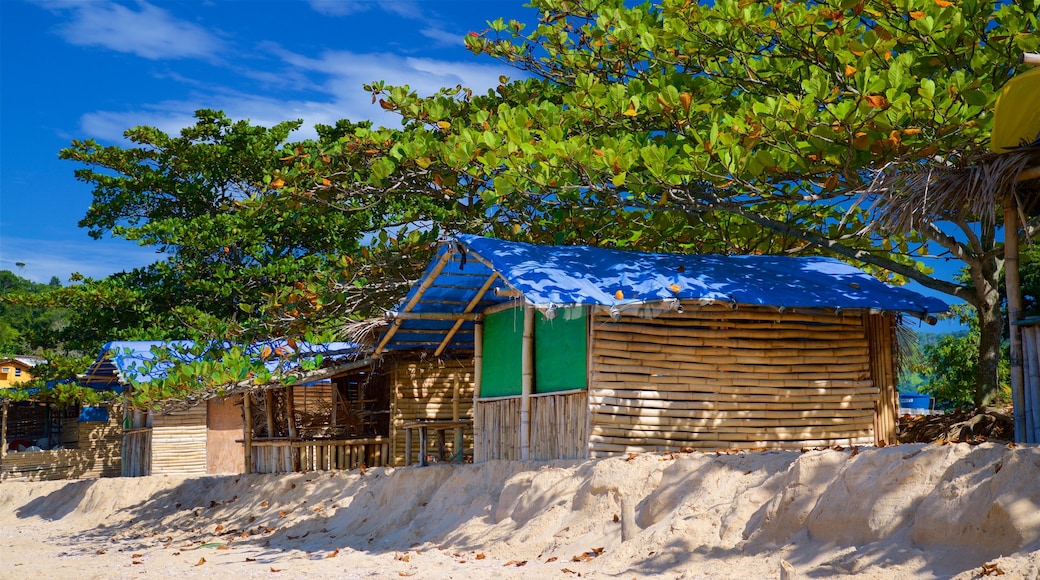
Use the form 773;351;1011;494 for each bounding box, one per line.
474;390;588;461
250;437;389;473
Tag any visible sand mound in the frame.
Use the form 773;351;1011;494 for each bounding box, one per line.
2;443;1038;579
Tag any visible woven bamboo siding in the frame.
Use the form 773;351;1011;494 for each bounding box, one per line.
474;391;589;461
1;403;123;481
151;406;207;475
867;314;899;445
588;306;878;457
390;357;474;466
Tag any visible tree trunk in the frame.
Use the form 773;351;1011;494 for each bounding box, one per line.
972;260;1004;407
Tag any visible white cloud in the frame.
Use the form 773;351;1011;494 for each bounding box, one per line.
420;27;468;48
77;48;515;144
46;0;224;60
0;236;163;284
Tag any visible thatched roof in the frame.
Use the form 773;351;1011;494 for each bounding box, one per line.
866;147;1040;234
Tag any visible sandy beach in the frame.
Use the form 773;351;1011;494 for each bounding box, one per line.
2;442;1039;579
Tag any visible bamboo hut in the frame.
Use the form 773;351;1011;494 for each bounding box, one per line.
373;235;948;461
79;340;385;476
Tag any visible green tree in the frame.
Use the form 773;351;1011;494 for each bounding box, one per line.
0;270;66;354
10;111;461;406
346;0;1037;406
921;304;1010;409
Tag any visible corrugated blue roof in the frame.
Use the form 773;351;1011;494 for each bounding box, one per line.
81;339;363;388
378;235;949;353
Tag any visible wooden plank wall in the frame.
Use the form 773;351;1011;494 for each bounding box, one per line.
588;305;878;456
390;357;474;466
207;397;244;474
151;406;207;475
1;403;123;481
475;391;589;462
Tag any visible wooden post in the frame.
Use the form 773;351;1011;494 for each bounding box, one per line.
1022;327;1039;442
520;304;534;461
452;376;463;462
285;385;298;470
419;425;428;467
1;400;8;477
473;321;484;463
265;390;275;438
243;393;253;475
1006;197;1028;442
404;427;412;466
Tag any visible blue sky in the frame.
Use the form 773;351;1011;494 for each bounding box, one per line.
1;0;532;284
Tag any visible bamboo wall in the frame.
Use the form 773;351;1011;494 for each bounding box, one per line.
1;403;122;481
151;406;207;475
867;314;899;445
587;305;879;456
389;357;474;466
474;390;589;461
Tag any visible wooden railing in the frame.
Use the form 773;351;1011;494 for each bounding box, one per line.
249;437;389;473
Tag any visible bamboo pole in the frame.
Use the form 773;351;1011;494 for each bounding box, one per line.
473;321;483;462
1006;198;1027;442
243;393;253;475
520;305;534;461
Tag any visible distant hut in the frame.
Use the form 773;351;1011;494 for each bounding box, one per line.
373;235;948;461
1;374;122;481
79;340;383;475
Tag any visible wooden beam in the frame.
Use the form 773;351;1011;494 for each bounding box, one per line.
1023;52;1040;65
434;272;500;357
374;247;455;357
387;312;482;321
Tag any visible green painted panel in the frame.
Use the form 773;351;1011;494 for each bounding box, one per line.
535;307;587;393
480;308;523;397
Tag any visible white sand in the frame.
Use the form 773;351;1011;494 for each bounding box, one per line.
2;442;1039;579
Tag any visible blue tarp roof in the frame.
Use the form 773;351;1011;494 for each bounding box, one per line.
377;235;949;353
81;339;363;389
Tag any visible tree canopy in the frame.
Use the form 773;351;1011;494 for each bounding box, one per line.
340;0;1037;405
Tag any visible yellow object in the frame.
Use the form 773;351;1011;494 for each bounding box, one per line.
991;67;1040;153
615;289;625;300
